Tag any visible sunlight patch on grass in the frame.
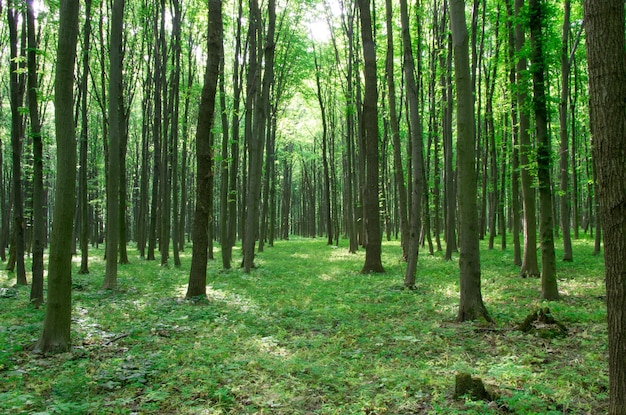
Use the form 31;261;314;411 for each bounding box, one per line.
317;273;334;281
71;255;102;265
173;282;261;315
249;335;291;358
206;285;259;314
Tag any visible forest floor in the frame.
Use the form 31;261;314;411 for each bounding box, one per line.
0;237;608;414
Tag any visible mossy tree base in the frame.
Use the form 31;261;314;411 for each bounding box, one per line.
518;307;568;338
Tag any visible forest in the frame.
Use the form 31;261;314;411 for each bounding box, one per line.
1;0;625;414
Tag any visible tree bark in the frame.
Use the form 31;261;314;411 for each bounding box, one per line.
385;0;409;259
186;0;222;298
559;0;573;262
243;0;276;272
26;0;44;305
529;0;559;301
7;2;27;286
449;0;492;323
358;0;384;274
34;0;79;353
102;0;124;290
515;0;540;278
584;2;626;412
505;0;522;266
401;0;425;288
78;0;92;273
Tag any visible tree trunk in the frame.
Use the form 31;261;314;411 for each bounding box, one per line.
243;0;275;272
559;0;573;262
506;0;522;266
401;0;425;288
7;3;27;286
102;0;124;290
449;0;492;323
171;0;182;267
159;0;171;267
529;0;559;301
314;50;333;246
26;0;44;305
584;1;626;412
147;1;162;262
78;0;92;273
358;0;384;274
515;0;540;278
186;0;222;298
442;13;458;260
218;54;231;268
0;113;6;263
34;0;79;353
385;0;409;259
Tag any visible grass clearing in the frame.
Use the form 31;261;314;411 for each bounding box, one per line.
0;237;607;414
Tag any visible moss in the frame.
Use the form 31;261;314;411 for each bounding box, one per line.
454;372;493;401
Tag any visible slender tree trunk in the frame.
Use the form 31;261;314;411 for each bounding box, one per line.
78;0;92;273
137;38;152;258
147;2;162;262
243;0;275;272
314;51;333;246
179;33;195;252
559;0;573;262
401;0;425;288
186;0;222;298
571;58;580;239
102;0;124;290
506;0;522;266
449;0;492;323
118;109;129;265
515;0;540;278
529;0;559;301
0;119;5;263
34;0;79;354
224;0;244;263
385;0;409;259
159;0;171;267
7;3;27;286
358;0;384;274
281;144;293;240
171;0;182;267
218;54;231;268
441;7;458;260
26;0;44;305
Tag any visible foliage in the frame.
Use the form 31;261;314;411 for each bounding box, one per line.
0;237;608;414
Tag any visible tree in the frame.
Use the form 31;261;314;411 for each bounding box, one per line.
401;0;425;288
529;0;558;301
558;0;573;262
7;0;27;285
449;0;492;322
102;0;125;290
78;0;93;275
358;0;384;274
186;0;223;298
505;0;522;266
515;0;540;278
243;0;276;272
26;0;44;306
34;0;80;354
584;1;626;412
385;0;409;260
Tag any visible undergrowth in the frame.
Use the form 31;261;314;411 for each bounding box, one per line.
0;237;608;414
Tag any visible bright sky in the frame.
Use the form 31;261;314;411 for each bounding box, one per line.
305;0;343;43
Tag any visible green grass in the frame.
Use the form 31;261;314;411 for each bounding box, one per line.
0;236;608;414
